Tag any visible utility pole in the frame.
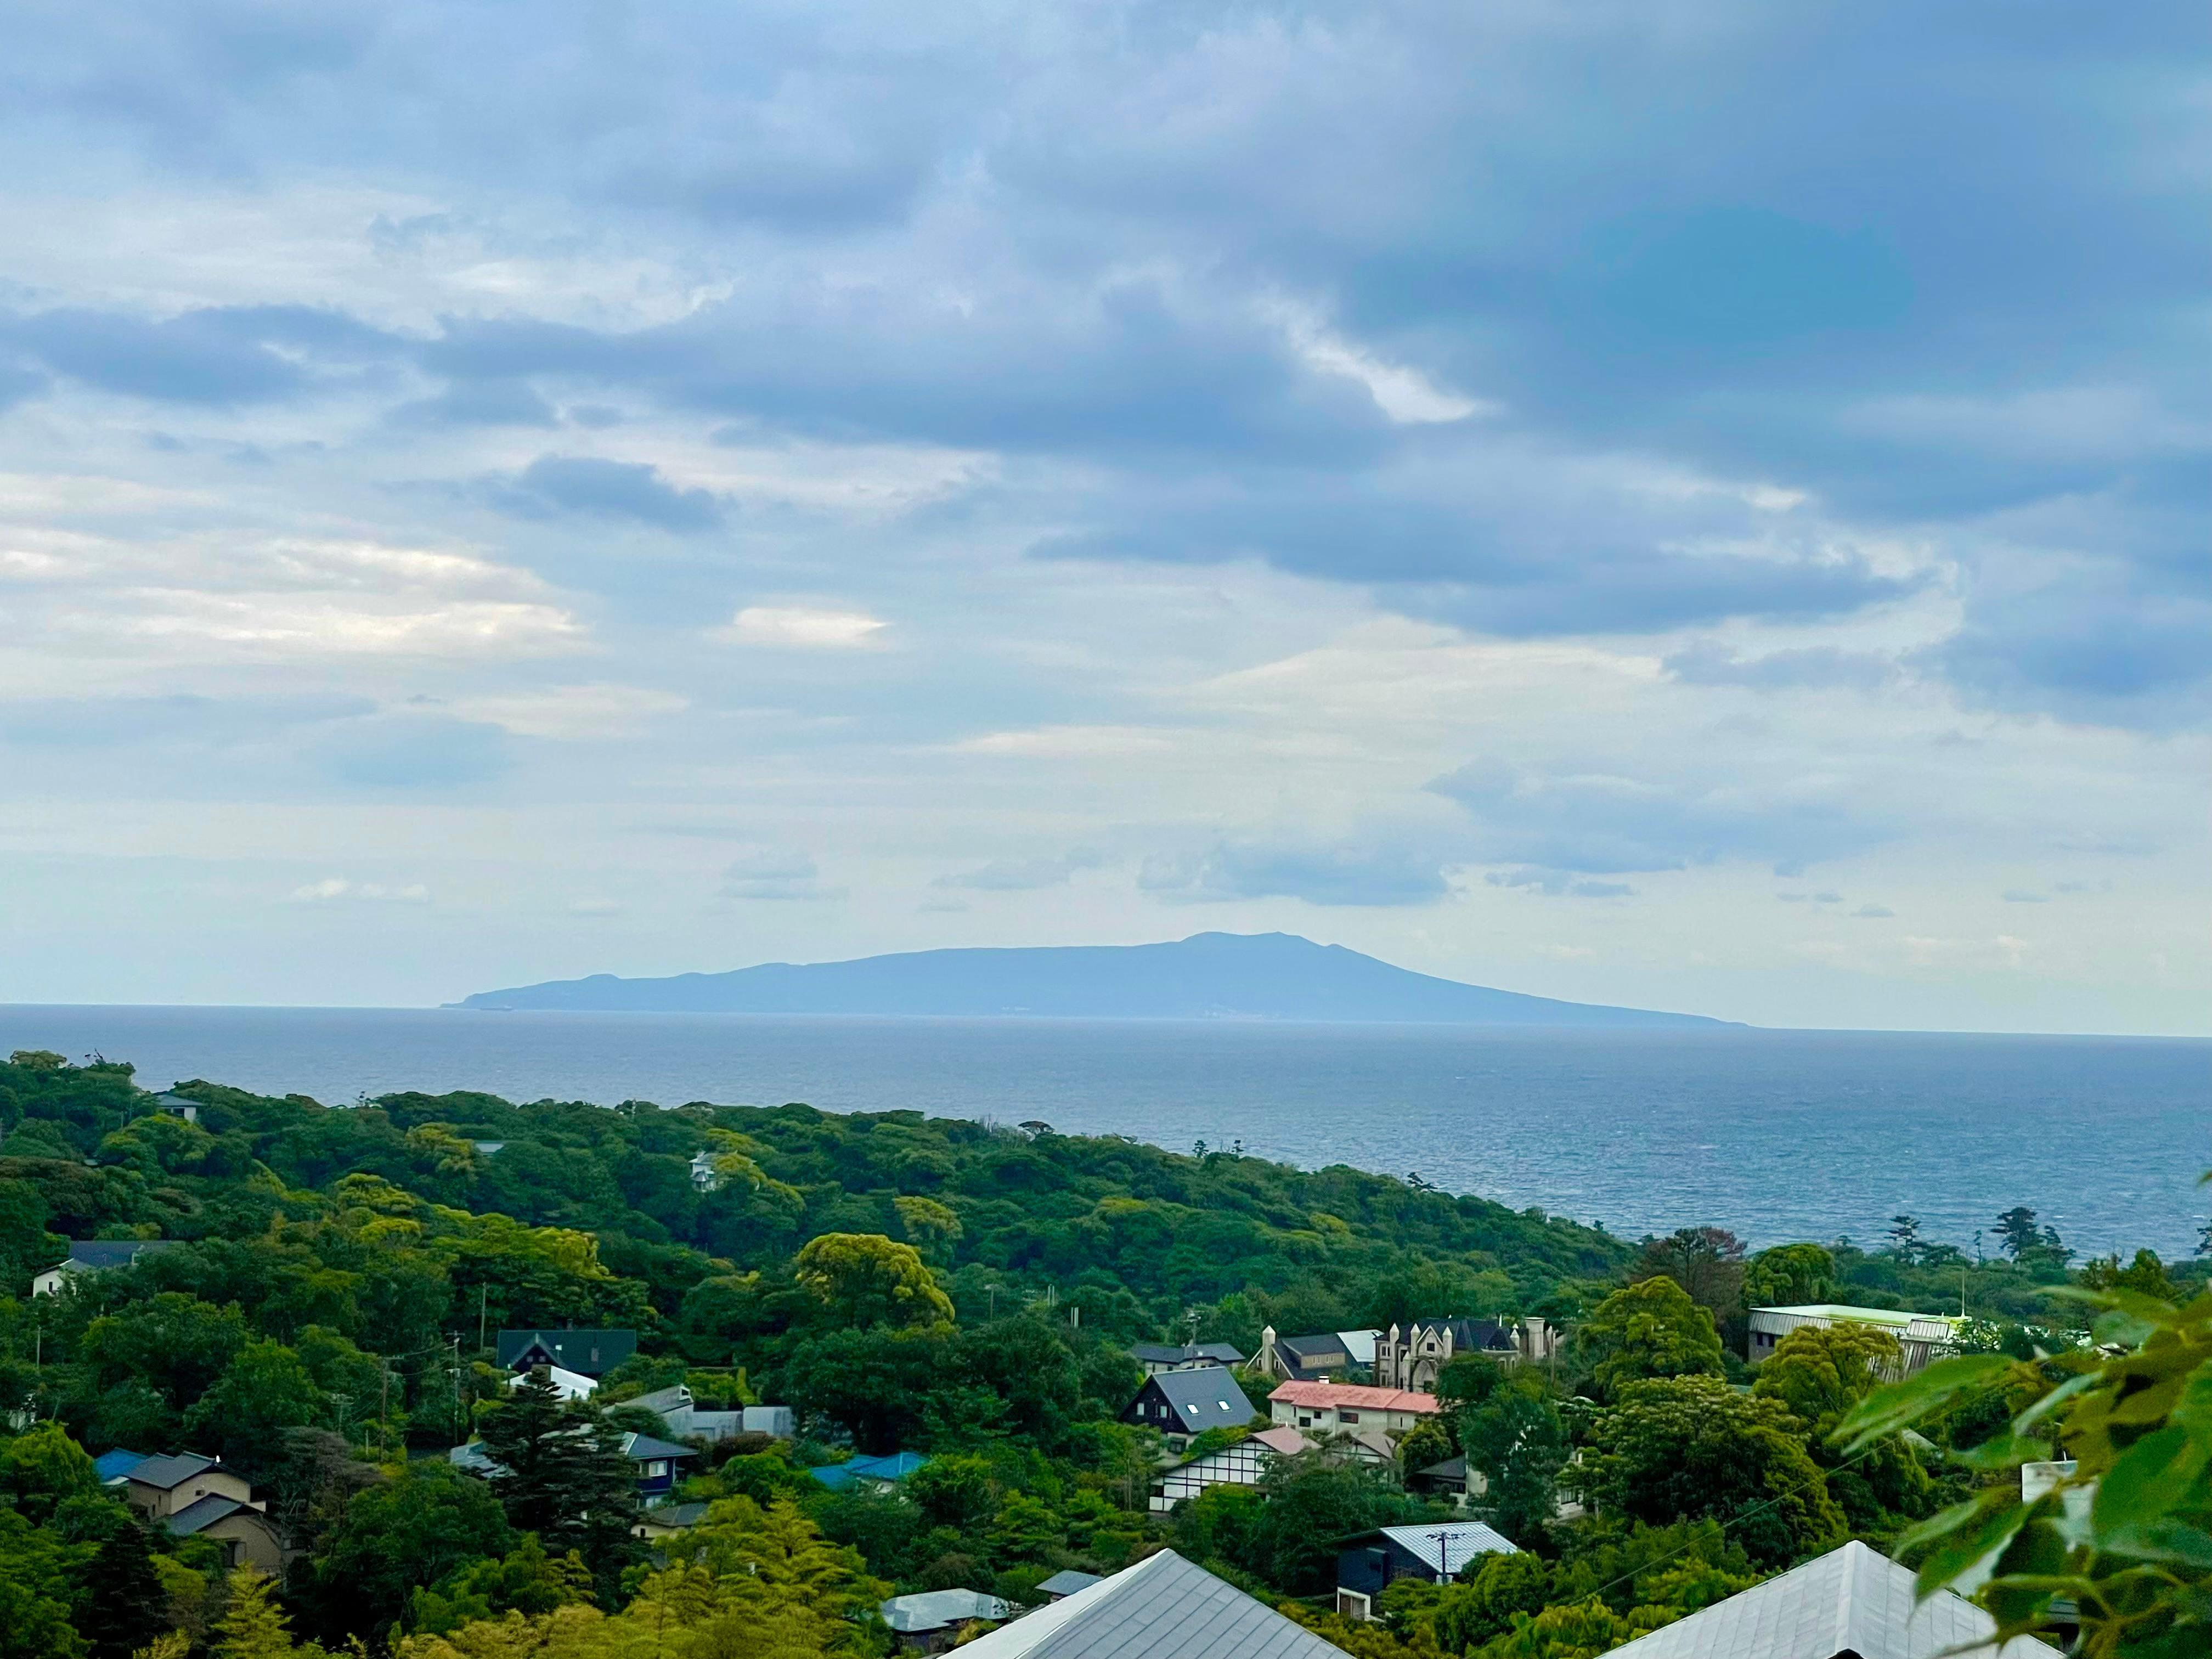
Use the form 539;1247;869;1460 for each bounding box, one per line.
1431;1529;1454;1584
478;1284;489;1354
380;1358;391;1454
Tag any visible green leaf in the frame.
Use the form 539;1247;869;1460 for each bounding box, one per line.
2115;1520;2212;1569
1949;1432;2046;1472
1831;1354;2012;1455
2012;1369;2099;1434
1912;1497;2032;1599
2091;1424;2212;1542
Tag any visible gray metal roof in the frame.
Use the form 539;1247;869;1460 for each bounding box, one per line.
1035;1571;1102;1598
1602;1542;2046;1659
618;1433;696;1462
1374;1522;1519;1576
1147;1365;1255;1430
880;1589;1011;1633
957;1550;1351;1658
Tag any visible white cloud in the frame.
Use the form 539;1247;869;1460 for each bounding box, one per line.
288;877;430;904
723;605;888;648
1268;301;1496;425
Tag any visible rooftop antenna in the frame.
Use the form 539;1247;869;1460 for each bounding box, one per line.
1430;1528;1455;1583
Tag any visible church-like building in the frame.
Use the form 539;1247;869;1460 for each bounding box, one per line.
1372;1317;1560;1391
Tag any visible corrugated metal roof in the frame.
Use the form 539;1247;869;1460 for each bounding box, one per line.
958;1550;1351;1658
93;1449;150;1481
1375;1522;1519;1576
1602;1542;2046;1659
880;1590;1011;1632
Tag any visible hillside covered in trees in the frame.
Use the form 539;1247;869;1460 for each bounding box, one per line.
1;1047;2198;1659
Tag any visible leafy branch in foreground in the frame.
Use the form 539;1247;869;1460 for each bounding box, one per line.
1832;1261;2212;1658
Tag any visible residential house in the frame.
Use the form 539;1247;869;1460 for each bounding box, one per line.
496;1329;637;1378
956;1548;1355;1658
100;1451;287;1572
1373;1318;1560;1391
881;1589;1011;1653
1252;1327;1381;1383
806;1451;930;1492
1268;1380;1438;1440
449;1430;695;1499
1408;1454;1487;1506
1034;1571;1101;1602
1597;1540;2045;1659
1151;1425;1311;1512
1121;1366;1256;1447
628;1384;793;1442
1129;1341;1246;1376
1335;1523;1519;1620
114;1451;255;1521
150;1094;201;1124
634;1501;710;1543
689;1150;720;1190
1747;1305;1961;1376
32;1240;181;1297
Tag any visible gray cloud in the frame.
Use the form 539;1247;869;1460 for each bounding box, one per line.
1664;642;1899;692
488;455;723;531
720;849;844;902
1430;758;1885;877
317;716;513;788
934;850;1106;891
1486;869;1636;899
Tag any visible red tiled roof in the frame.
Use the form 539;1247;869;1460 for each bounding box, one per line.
1268;1380;1440;1413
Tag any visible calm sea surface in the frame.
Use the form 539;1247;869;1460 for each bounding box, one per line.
3;1007;2205;1255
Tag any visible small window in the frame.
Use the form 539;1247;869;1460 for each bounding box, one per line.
1341;1410;1361;1423
647;1460;668;1477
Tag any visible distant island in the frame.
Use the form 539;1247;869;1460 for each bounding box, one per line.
452;930;1736;1027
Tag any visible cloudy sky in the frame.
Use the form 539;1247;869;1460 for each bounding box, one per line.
1;3;2204;1032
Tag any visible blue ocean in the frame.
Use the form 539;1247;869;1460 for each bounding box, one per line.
4;1006;2205;1256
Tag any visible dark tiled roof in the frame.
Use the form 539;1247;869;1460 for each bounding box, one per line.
1408;1317;1515;1352
62;1240;180;1272
1147;1366;1255;1431
1132;1342;1247;1366
162;1495;247;1535
123;1452;218;1490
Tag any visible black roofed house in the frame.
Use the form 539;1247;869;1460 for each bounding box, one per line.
1595;1540;2046;1659
1120;1365;1255;1448
496;1328;637;1378
1335;1522;1519;1621
32;1239;181;1297
956;1548;1355;1658
1254;1326;1381;1383
1129;1341;1247;1376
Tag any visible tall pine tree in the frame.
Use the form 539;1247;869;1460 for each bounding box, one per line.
75;1522;169;1659
473;1370;642;1594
